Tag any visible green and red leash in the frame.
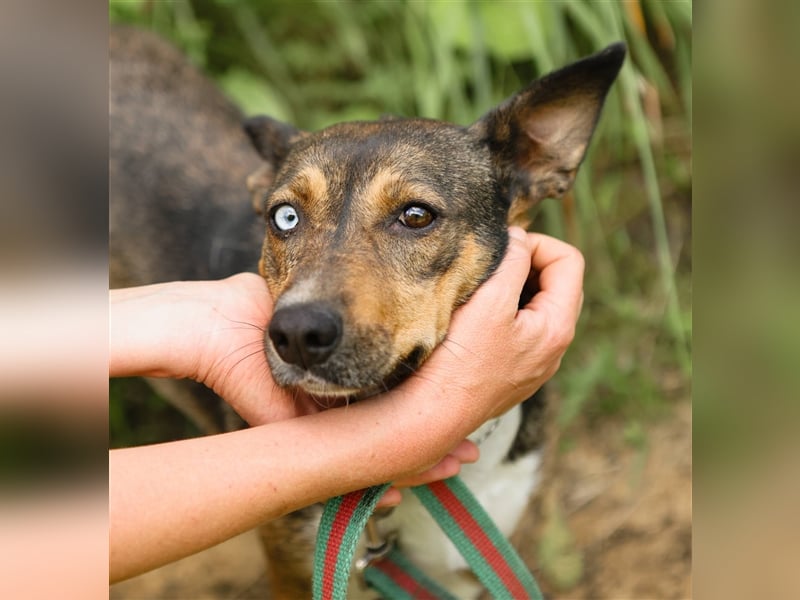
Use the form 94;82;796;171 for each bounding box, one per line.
313;476;543;600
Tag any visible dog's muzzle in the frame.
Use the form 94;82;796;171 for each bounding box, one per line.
265;301;428;398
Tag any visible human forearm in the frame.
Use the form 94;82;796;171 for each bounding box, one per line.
109;391;464;583
109;282;209;379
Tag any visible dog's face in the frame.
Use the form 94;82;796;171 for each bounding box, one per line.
257;120;507;398
245;44;625;400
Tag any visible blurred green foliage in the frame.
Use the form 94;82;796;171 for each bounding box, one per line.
109;1;692;440
109;378;200;448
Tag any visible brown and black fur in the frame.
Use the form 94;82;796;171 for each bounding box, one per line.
247;46;626;405
109;26;267;432
109;26;624;599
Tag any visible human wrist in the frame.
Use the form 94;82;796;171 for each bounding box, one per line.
109;281;213;380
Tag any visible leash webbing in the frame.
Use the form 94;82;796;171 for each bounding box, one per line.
363;547;458;600
312;483;391;600
313;475;543;600
411;477;543;599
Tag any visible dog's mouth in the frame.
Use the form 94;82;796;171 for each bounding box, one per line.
377;345;426;392
273;344;428;408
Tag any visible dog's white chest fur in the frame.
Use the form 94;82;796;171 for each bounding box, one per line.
348;405;542;599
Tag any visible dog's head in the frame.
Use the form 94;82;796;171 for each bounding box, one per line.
244;44;625;401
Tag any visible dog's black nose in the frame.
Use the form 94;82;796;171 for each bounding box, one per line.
268;303;342;369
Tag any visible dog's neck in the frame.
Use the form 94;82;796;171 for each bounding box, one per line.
467;406;522;468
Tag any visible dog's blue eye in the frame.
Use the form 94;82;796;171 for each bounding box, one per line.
399;205;435;229
272;204;300;232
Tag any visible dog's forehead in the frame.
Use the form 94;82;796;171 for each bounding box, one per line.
300;119;477;175
272;119;490;205
314;118;468;150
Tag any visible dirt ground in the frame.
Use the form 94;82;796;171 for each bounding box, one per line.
517;399;692;600
111;399;691;600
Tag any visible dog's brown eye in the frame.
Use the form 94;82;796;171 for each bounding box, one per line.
399;205;435;229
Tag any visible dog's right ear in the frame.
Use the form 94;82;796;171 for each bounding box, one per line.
243;115;307;214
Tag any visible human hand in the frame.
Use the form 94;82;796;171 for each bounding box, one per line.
366;226;585;478
442;225;584;420
110;273;317;425
368;226;585;504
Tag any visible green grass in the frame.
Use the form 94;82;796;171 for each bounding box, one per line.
109;0;692;442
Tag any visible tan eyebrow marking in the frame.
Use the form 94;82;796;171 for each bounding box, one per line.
360;166;444;217
289;165;328;202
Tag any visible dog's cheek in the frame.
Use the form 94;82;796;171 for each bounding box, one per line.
259;236;291;297
336;254;432;367
365;233;488;359
395;285;441;356
434;234;496;319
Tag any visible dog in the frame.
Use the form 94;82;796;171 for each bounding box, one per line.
109;25;624;599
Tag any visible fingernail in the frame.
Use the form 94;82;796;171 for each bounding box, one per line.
452;440;480;463
441;456;462;478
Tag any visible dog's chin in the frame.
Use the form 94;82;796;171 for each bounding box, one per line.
292;381;362;409
273;344;428;409
286;380;382;409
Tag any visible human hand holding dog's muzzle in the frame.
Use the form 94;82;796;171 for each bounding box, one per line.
109;226;583;579
388;226;584;422
111;225;582;431
374;227;584;506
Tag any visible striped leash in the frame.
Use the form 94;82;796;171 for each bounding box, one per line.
312;476;543;600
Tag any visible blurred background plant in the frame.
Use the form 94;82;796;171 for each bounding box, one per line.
109;1;691;594
110;0;691;446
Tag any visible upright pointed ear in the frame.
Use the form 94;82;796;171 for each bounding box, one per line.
471;43;626;225
243;115;307;213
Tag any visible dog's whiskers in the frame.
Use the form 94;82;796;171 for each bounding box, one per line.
439;337;521;392
221;347;266;381
396;358;441;389
210;306;268;332
440;336;479;360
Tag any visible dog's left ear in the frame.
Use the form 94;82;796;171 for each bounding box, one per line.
243;115;308;214
471;43;626;224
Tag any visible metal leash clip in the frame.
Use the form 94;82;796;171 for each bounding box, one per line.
354;517;396;588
